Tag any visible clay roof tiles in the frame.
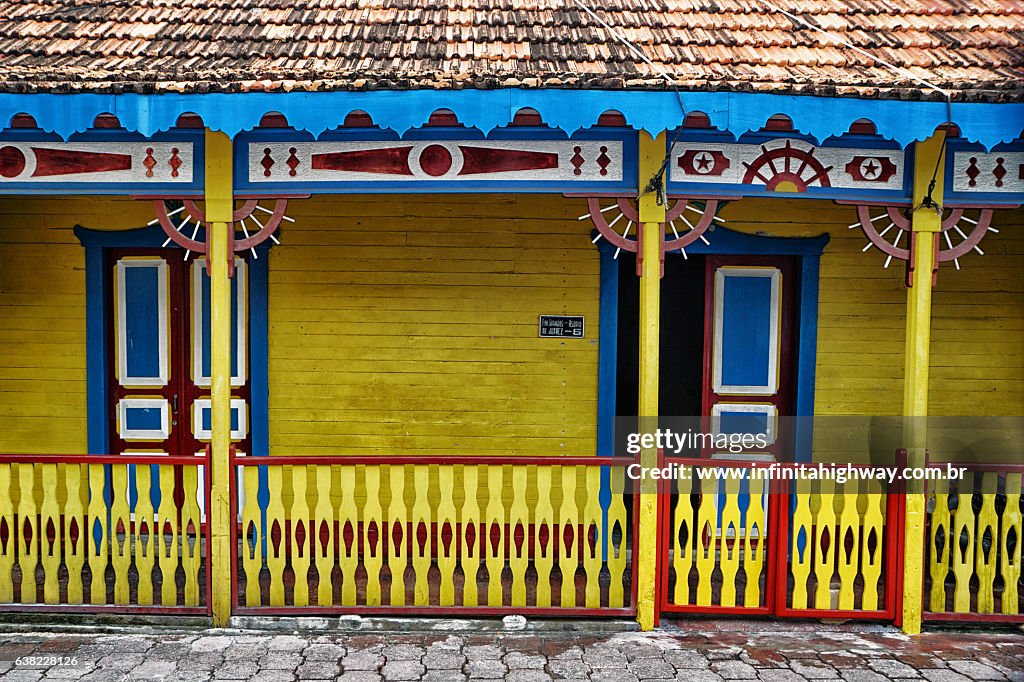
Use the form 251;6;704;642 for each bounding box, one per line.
0;0;1019;100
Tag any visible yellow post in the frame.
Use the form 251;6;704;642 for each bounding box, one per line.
636;131;666;630
205;130;234;626
901;128;946;635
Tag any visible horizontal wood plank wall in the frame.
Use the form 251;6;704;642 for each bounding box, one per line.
0;197;152;454
928;207;1023;416
268;195;600;456
718;200;1024;461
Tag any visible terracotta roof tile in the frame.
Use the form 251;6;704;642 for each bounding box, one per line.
0;0;1019;100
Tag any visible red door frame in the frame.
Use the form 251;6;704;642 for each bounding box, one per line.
700;255;798;459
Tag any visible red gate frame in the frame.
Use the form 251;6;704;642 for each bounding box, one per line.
658;454;903;621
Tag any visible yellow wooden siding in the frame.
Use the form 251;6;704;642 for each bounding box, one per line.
268;194;600;456
0;197;151;453
0;194;1017;456
928;207;1024;416
720;199;1024;419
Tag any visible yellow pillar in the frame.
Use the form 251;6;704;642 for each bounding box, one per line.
900;128;946;635
635;131;666;630
205;130;234;626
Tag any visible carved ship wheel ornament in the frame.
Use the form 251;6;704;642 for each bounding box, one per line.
847;202;1011;285
579;196;731;276
150;197;294;275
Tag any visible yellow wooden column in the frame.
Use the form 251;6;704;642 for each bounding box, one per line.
205;130;234;626
636;131;666;630
901;128;946;635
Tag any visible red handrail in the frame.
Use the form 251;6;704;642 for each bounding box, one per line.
0;453;207;465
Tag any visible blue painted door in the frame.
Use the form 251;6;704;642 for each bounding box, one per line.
107;251;251;515
702;255;797;459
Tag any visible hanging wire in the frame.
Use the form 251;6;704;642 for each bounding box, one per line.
568;0;686;205
916;98;955;214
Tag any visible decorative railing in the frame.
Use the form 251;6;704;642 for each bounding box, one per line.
661;457;900;620
0;453;209;614
231;454;635;615
924;462;1024;622
6;448;1021;626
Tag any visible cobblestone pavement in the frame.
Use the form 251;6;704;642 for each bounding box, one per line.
0;620;1021;682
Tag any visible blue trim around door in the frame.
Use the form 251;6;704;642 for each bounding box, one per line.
74;224;271;458
596;239;619;459
595;225;829;461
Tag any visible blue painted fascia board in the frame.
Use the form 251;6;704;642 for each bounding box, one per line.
2;90;1021;150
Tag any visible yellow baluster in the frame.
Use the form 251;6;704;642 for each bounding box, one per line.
695;474;718;607
460;465;481;607
485;465;506;607
557;466;578;608
606;466;629;608
583;466;603;609
533;466;554;608
387;464;408;607
87;464;108;605
743;475;767;609
240;466;262;607
316;464;337;606
836;480;860;611
789;478;813;610
108;464;131;604
975;472;999;614
290;464;310;607
411;465;432;607
508;466;529;607
860;479;885;611
437;465;458;607
813;480;837;610
672;475;694;606
62;464;86;604
266;466;286;606
0;464;13;603
180;465;202;607
362;465;383;606
719;476;742;608
952;472;975;613
1001;473;1022;616
336;463;356;605
156;465;178;606
40;463;59;604
18;463;38;603
928;479;951;612
134;465;156;606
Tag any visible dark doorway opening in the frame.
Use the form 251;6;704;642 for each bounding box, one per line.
615;252;706;421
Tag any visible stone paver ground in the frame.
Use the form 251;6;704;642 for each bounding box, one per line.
0;620;1020;681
